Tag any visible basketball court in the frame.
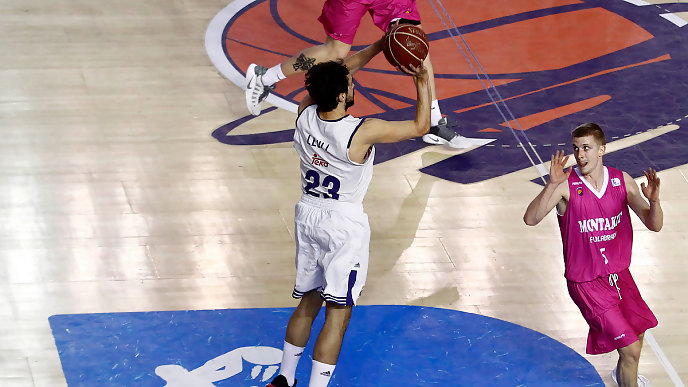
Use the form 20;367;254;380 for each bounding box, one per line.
1;0;686;386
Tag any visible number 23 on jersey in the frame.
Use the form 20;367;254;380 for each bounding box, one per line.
304;169;341;199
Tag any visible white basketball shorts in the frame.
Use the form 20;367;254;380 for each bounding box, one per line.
292;194;370;306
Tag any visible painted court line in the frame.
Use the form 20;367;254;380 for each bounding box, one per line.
645;331;685;386
424;0;547;183
660;12;688;27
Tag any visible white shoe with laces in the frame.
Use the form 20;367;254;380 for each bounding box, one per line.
637;374;652;387
611;366;652;386
245;63;275;116
422;117;471;149
422;117;495;148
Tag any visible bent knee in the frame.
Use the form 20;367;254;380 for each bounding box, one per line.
618;341;642;362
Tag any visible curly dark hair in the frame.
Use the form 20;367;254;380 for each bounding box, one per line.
305;61;350;112
572;122;606;145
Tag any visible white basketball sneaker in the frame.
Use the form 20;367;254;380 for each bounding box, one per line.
245;63;275;116
611;367;652;386
422;117;471;149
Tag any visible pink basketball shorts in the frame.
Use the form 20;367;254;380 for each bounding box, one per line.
567;268;658;354
318;0;421;45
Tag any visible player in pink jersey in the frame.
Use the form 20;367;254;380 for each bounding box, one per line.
244;0;471;148
523;123;663;387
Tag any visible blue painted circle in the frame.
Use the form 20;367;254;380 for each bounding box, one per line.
50;305;602;386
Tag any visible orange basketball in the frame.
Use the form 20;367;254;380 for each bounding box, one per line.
383;24;429;69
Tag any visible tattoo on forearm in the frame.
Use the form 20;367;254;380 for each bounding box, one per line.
293;54;316;71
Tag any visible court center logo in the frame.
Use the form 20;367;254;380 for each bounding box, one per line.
206;0;688;184
155;346;282;386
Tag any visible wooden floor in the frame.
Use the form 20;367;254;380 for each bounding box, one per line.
0;1;686;386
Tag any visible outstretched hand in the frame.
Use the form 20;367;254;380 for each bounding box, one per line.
397;63;428;79
548;150;571;186
641;168;660;203
394;64;414;75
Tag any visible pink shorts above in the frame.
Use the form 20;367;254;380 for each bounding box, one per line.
318;0;421;45
567;268;657;354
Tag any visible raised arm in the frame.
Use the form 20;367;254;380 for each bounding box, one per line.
348;65;431;162
625;169;663;231
343;39;383;74
523;150;571;226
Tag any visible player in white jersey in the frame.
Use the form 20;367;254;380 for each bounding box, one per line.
267;38;431;387
293;105;372;205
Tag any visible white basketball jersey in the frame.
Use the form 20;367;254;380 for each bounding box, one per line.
293;104;375;204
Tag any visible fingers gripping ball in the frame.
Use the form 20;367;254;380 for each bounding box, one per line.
383;24;430;69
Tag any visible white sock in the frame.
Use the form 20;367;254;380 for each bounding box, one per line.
279;341;304;386
309;360;336;387
430;99;442;126
261;64;286;86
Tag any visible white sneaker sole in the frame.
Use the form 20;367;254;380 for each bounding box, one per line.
422;134;447;145
245;64;262;116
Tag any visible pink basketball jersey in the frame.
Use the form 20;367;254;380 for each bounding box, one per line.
558;166;633;282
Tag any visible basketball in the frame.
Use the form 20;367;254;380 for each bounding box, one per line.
383;24;429;69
